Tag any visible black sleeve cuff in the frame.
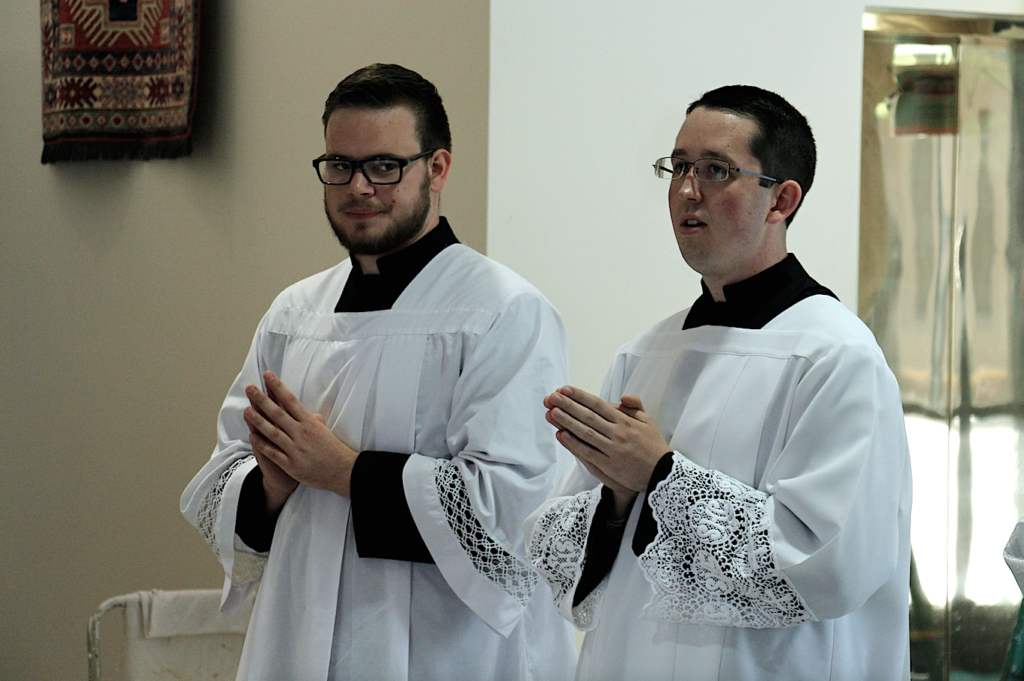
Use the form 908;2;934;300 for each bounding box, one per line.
573;485;632;607
632;452;676;557
350;451;434;564
235;466;278;553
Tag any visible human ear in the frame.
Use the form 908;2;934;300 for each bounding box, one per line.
766;180;802;225
428;149;452;193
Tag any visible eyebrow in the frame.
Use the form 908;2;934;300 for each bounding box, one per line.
670;149;735;164
322;151;399;161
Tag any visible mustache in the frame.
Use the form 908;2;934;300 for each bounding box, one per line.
335;200;389;212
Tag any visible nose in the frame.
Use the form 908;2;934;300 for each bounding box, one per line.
347;167;376;196
674;170;702;202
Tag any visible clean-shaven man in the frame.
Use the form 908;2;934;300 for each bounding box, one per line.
527;85;912;681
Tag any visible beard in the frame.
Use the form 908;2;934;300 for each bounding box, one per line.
325;173;432;256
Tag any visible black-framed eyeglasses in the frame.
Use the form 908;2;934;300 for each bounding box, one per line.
653;157;780;186
313;149;437;185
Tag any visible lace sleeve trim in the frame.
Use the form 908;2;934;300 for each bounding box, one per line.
231;535;269;587
570;573;608;630
639;454;814;628
197;458;249;559
435;459;539;606
527;486;603;617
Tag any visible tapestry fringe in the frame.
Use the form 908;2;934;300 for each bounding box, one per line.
41;138;193;164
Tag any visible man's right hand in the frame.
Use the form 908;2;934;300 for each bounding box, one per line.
544;386;669;499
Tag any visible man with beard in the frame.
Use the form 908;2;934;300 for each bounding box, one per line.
181;64;576;681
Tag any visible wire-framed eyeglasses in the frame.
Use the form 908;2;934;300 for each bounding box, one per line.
313;149;437;185
653;157;779;186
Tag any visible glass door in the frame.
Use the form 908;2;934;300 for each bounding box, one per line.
860;12;1024;680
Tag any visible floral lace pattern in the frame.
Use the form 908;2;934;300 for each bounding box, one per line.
197;458;248;559
570;574;607;629
435;460;539;606
639;455;813;628
527;487;602;617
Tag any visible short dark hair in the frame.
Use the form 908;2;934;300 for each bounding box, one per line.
687;85;815;226
322;63;451;153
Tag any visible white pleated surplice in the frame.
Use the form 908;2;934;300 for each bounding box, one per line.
182;245;577;681
527;295;913;681
1004;518;1024;594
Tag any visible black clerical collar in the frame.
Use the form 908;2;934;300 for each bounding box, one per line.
335;217;460;313
682;254;837;330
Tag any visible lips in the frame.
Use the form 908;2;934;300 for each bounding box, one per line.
342;204;388;220
677;214;706;231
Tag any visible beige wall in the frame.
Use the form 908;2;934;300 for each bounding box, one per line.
0;2;487;678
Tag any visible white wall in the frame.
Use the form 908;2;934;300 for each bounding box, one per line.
488;0;1024;392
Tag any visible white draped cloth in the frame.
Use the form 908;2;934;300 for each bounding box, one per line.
527;295;913;680
182;244;577;680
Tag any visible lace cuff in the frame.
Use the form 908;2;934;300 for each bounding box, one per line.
197;458;249;559
639;454;814;628
195;458;267;589
231;535;269;587
527;486;603;626
435;460;539;606
570;574;608;630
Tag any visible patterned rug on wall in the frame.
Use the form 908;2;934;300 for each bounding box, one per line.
40;0;201;163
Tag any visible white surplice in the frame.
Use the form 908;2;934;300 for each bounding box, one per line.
181;244;577;681
1005;518;1024;594
526;295;913;681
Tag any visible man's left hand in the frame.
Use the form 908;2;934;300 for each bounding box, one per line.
545;386;670;493
244;371;358;498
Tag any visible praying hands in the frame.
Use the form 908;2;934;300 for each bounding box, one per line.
543;386;672;518
243;371;359;511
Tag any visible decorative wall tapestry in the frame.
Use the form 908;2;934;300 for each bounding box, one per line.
40;0;201;163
